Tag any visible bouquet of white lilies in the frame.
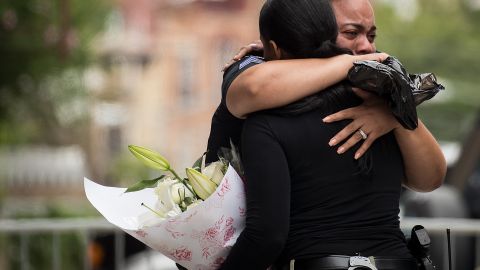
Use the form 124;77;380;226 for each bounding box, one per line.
84;145;245;269
126;145;229;225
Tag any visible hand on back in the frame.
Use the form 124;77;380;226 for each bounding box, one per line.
323;88;401;159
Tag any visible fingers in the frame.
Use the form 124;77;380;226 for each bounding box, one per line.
333;128;376;159
356;52;389;62
222;46;249;72
328;121;362;147
324;94;395;158
234;46;252;60
336;129;364;154
372;52;389;62
323;107;356;123
354;137;375;159
248;42;263;51
222;59;236;72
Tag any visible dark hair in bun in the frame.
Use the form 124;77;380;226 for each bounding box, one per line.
259;0;350;59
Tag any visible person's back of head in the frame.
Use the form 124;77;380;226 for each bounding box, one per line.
259;0;349;59
259;0;372;177
259;0;358;116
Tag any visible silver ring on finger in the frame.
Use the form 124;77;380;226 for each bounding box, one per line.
358;129;368;140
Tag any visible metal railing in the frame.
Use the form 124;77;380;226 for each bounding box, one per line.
0;218;124;270
1;217;480;270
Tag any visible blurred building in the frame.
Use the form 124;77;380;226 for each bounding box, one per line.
87;0;262;181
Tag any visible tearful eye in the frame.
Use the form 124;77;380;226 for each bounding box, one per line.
344;31;359;38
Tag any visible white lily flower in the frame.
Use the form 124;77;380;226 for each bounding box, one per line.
202;161;225;185
154;177;182;217
170;182;195;204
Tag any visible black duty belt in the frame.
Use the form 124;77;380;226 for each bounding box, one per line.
279;255;419;270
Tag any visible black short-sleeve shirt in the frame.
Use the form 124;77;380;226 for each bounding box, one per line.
206;55;264;163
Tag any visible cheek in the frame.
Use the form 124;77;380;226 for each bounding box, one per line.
335;36;353;50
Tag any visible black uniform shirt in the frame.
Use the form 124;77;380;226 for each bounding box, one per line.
220;96;413;269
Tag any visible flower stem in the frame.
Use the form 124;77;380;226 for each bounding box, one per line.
141;203;165;218
169;168;197;199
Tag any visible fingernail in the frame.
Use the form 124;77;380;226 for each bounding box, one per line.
329;138;337;146
323;117;330;122
354;153;360;160
337;147;345;154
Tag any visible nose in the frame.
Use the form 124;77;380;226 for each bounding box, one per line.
353;35;375;55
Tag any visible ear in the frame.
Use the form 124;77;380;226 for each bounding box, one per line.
269;40;282;59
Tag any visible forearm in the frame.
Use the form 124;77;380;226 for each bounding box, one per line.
226;54;362;118
221;117;290;269
394;120;446;192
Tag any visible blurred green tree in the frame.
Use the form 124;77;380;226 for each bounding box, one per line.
0;0;110;145
375;1;480;142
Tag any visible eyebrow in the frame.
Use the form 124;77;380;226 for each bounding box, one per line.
342;23;377;32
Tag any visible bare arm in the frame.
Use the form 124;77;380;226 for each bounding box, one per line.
394;120;446;192
226;53;388;118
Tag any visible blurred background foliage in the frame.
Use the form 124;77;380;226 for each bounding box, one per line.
0;0;478;148
0;0;110;146
0;0;478;199
0;0;478;206
1;1;111;267
375;0;480;141
1;0;479;269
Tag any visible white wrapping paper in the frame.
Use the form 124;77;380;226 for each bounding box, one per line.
84;166;246;270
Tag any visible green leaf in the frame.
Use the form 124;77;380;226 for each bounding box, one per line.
192;152;206;171
125;175;165;193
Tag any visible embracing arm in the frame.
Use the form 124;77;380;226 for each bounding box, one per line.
226;53;388;118
220;116;290;269
394;120;446;192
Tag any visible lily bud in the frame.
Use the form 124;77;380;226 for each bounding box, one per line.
128;145;170;171
186;168;217;200
202;161;225;185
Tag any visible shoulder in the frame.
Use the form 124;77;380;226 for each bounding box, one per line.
221;55;265;107
237;55;265;70
226;55;265;74
222;55;265;88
